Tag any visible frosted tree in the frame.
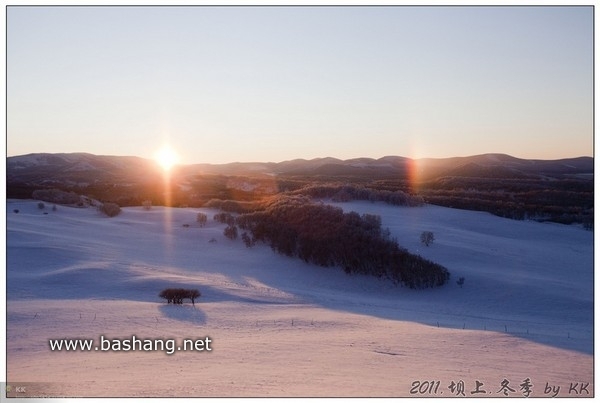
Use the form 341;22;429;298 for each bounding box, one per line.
224;225;238;240
420;231;435;247
196;212;208;227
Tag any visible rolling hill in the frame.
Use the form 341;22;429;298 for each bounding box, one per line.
7;152;593;185
6;198;593;397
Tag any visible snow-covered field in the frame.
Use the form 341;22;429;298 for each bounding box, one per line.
6;199;593;397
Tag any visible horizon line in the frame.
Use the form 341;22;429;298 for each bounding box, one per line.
6;151;594;166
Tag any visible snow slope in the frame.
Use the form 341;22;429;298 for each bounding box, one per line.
6;200;593;397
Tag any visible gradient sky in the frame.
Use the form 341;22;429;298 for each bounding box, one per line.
7;6;593;164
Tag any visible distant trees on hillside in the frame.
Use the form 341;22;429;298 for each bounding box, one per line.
14;166;590;231
292;184;425;207
32;188;81;205
419;177;593;228
204;199;258;213
234;196;449;289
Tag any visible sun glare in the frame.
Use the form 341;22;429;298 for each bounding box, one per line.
155;146;180;171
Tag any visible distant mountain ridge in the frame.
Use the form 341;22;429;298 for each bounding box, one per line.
7;152;593;186
7;152;593;228
7;153;161;185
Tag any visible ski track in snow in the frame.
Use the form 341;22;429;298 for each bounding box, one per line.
6;199;593;397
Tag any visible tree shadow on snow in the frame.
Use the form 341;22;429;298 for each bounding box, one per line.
158;303;206;325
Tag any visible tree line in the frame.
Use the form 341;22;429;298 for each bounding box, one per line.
291;184;425;206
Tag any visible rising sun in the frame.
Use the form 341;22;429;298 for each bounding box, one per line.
154;145;180;171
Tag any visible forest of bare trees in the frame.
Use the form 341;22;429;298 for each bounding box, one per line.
233;196;450;289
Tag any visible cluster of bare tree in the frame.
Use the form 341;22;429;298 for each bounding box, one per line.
234;196;449;289
159;288;201;305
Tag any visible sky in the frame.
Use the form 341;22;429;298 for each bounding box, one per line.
6;6;594;164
